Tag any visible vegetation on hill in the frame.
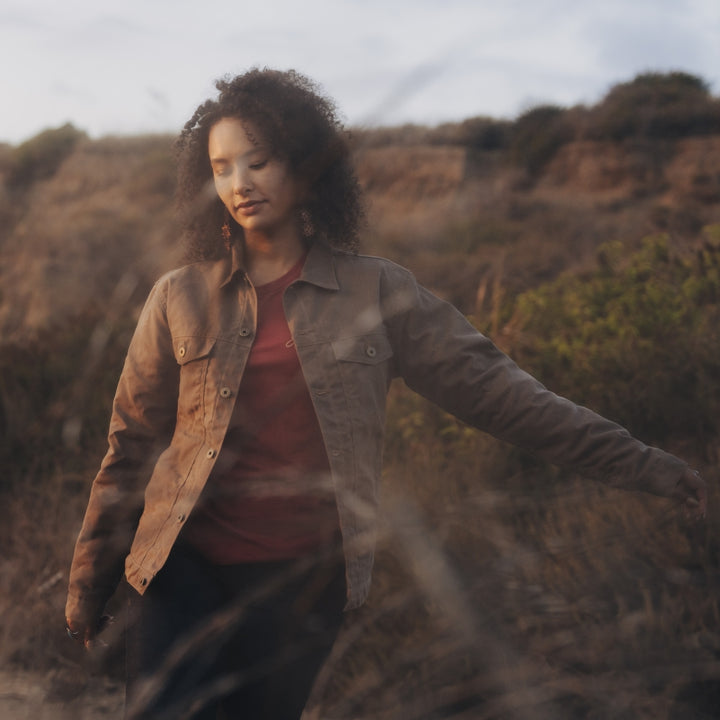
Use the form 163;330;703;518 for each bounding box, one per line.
1;71;719;718
505;231;720;449
5;123;87;190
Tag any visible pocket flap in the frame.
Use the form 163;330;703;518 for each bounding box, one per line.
332;333;393;365
173;335;216;365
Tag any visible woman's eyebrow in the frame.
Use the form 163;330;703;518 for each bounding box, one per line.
209;147;266;165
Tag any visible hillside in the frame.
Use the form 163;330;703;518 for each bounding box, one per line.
1;132;719;343
357;135;720;308
0;134;181;343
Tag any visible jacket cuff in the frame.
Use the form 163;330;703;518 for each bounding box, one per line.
64;588;109;626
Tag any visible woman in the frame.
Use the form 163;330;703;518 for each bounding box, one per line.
66;68;707;719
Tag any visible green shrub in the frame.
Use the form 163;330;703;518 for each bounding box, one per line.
510;104;574;177
427;117;512;150
6;123;86;191
587;72;720;141
504;231;720;449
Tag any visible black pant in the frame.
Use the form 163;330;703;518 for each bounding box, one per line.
124;544;346;720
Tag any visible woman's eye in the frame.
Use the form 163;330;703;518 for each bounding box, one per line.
250;160;267;170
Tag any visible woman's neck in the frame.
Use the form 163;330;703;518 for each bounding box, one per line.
243;230;306;286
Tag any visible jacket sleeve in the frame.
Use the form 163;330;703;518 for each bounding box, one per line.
381;264;687;498
66;279;179;623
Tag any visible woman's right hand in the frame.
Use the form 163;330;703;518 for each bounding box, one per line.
66;614;113;649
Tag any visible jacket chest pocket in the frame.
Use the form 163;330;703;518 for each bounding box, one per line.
173;335;217;420
331;333;394;408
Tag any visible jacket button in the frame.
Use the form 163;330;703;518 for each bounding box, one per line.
239;328;250;337
178;346;186;357
177;513;186;522
206;449;217;459
140;578;148;586
220;387;232;398
366;346;377;358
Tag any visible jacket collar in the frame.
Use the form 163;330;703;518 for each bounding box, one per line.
219;242;246;289
299;241;340;291
219;240;340;291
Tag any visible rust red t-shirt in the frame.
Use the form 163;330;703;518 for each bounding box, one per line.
181;255;340;563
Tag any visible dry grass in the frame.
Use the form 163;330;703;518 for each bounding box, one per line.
1;399;719;717
309;455;720;719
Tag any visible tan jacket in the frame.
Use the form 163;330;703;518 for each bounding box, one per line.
66;241;688;620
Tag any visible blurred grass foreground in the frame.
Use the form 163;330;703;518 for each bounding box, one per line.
1;71;720;718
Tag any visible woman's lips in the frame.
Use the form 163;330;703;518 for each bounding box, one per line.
235;200;264;216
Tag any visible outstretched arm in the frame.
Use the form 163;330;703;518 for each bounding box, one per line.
382;265;708;513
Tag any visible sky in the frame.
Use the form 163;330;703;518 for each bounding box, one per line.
1;0;719;146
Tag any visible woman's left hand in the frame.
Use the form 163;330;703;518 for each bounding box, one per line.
672;467;707;521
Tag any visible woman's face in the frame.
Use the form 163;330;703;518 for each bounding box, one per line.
208;117;302;241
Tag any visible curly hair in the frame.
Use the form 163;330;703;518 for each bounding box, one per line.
175;68;365;261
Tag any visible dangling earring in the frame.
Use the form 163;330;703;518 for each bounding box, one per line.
221;209;232;251
300;208;315;239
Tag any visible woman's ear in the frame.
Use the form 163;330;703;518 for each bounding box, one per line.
293;174;312;206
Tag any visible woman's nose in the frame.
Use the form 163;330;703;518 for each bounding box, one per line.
232;167;253;195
